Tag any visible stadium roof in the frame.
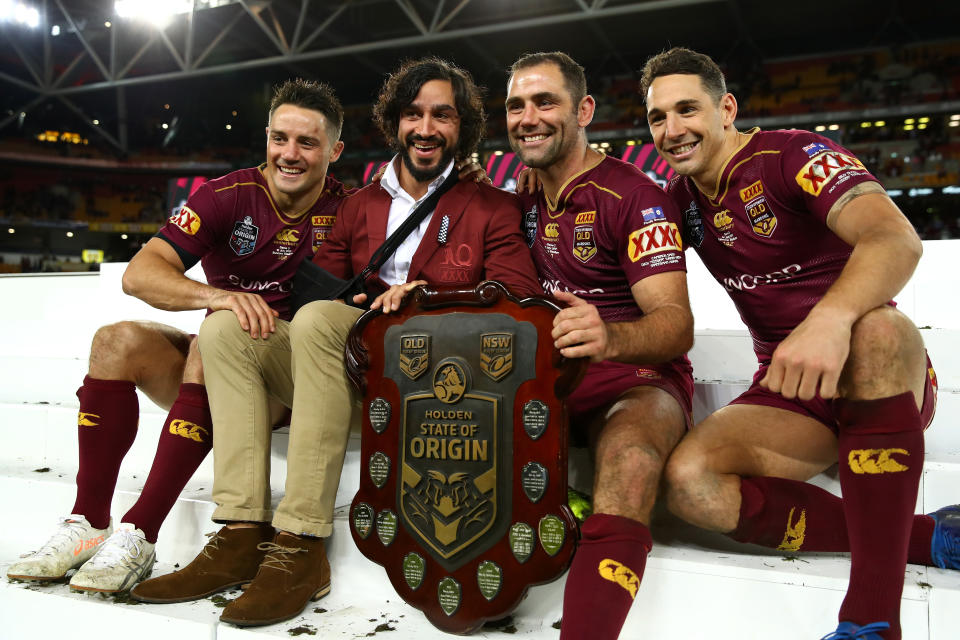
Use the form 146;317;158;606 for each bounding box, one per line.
2;0;958;154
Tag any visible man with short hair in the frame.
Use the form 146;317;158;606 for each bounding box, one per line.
507;51;695;640
641;47;953;640
132;56;539;627
6;78;349;594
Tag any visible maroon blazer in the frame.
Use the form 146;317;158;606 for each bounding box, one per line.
312;178;542;299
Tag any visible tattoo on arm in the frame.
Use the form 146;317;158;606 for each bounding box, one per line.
828;181;886;221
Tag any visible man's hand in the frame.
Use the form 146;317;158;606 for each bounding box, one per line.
760;309;853;400
515;168;540;195
457;159;491;184
368;280;428;314
551;290;609;362
208;291;279;339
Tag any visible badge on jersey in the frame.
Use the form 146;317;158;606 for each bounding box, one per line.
523;205;538;248
170;205;202;236
740;181;778;238
312;214;336;252
230;216;259;256
683;201;704;248
573;223;597;263
795;150;867;197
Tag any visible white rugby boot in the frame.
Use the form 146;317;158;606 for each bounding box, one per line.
70;523;156;593
7;515;112;581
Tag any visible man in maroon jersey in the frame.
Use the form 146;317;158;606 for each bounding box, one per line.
131;57;540;627
6;79;350;595
642;47;952;640
507;51;695;640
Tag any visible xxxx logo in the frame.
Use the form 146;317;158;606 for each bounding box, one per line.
628;221;681;262
169;419;209;443
777;507;807;551
795;152;865;196
848;448;909;474
170;205;202;235
598;558;639;599
77;412;100;427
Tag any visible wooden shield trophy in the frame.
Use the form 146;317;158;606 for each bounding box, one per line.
345;281;587;633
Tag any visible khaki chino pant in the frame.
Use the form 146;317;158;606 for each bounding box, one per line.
198;300;364;537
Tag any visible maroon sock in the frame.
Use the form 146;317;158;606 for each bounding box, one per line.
835;392;924;640
121;383;212;543
560;514;651;640
72;375;139;529
732;476;936;566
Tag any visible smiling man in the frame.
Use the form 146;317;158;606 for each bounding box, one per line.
507;51;695;640
7;79;350;595
131;56;540;628
641;47;952;640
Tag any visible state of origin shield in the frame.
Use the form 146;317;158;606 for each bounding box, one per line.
345;281;587;633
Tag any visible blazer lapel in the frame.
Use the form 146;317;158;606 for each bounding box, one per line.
407;181;476;281
364;186;392;272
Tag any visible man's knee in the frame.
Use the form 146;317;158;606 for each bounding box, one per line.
198;310;247;359
90;321;149;363
844;307;925;393
662;438;710;513
289;301;361;348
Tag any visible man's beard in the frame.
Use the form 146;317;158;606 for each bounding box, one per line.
401;134;456;183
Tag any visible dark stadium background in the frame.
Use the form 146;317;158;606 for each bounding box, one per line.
1;0;958;271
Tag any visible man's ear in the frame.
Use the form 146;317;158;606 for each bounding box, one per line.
577;94;596;128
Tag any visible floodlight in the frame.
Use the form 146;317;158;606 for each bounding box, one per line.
1;2;40;28
115;0;194;27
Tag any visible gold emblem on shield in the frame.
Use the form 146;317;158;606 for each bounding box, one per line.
480;332;513;381
399;334;430;380
433;362;466;404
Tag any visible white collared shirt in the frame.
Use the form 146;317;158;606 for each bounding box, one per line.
378;156;455;286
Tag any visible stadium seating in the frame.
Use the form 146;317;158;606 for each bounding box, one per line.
0;240;957;639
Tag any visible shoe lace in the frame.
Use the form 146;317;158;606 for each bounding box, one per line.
256;542;305;574
821;622;891;639
85;529;144;569
200;530;226;560
29;518;90;558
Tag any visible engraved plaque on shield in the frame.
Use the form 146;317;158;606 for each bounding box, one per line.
377;509;398;547
369;451;390;489
509;522;535;563
403;552;426;590
437;577;461;616
353;503;374;540
477;560;502;601
522;399;549;440
369;398;391;434
521;461;548;503
538;514;566;557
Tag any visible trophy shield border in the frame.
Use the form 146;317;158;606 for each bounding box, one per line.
346;281;587;634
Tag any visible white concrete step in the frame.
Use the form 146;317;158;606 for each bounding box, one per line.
1;463;955;640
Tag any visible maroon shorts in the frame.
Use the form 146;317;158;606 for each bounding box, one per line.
730;354;938;434
567;359;695;429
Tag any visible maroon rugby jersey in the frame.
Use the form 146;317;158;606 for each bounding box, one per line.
519;154;692;375
665;128;879;359
520;154;687;321
158;165;352;320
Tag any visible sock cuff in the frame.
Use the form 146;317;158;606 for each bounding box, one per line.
79;375;136;395
580;513;652;550
176;382;209;407
834;391;923;435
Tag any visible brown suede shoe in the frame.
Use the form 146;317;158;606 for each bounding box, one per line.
130;523;274;603
219;531;331;627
